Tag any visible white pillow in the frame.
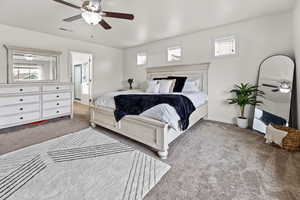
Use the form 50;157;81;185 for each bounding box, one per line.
146;80;160;93
182;79;201;92
158;80;175;93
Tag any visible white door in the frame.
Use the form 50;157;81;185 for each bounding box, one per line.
74;64;82;100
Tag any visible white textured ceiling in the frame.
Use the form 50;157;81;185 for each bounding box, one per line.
0;0;295;48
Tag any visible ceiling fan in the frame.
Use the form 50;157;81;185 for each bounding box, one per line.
53;0;134;30
262;80;291;93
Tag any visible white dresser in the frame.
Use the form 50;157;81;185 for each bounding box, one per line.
0;83;73;129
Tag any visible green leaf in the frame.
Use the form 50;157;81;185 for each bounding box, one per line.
228;82;265;116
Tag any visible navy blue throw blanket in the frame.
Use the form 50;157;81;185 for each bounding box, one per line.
114;94;196;130
260;110;287;126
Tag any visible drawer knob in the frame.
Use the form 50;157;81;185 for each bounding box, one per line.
57;103;60;106
56;95;60;98
56;87;60;90
19;88;23;92
20;108;23;111
20;117;23;120
20;99;23;102
56;111;60;113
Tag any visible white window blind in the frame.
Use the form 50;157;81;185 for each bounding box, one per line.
214;36;237;57
167;47;182;62
137;52;147;66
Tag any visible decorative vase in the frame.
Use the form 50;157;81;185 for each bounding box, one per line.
128;78;134;90
237;117;248;128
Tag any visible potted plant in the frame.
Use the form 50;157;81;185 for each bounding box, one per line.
228;83;264;128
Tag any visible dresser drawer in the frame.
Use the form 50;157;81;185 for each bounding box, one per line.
0;103;40;116
43;100;71;110
43;106;71;118
0;112;40;127
43;85;71;92
0;95;40;107
0;86;40;95
43;92;71;101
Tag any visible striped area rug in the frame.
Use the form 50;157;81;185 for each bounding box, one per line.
0;128;170;200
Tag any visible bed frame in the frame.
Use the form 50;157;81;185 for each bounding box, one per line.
90;63;209;159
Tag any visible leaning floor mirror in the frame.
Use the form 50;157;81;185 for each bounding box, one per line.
253;55;295;134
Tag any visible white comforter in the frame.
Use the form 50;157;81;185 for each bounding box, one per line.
94;90;207;130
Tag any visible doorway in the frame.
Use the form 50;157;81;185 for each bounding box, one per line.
71;52;93;120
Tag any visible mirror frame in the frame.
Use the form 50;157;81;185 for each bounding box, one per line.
4;45;62;84
253;54;295;131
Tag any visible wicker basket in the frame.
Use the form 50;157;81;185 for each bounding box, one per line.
273;125;300;151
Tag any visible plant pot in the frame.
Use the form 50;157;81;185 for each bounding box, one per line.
237;117;248;128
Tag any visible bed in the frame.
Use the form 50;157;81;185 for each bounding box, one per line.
90;63;209;159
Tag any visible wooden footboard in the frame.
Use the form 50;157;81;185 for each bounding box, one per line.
90;103;208;159
90;105;169;158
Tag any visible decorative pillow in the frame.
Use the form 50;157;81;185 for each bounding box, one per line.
167;76;187;92
158;80;175;93
182;79;201;92
146;80;160;93
154;77;187;92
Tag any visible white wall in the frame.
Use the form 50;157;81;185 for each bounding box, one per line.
72;52;90;66
293;1;300;128
0;24;124;98
124;13;293;124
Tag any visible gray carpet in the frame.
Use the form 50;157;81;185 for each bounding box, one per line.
0;115;299;200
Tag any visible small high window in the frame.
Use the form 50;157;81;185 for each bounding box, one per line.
214;35;237;57
167;46;182;62
137;52;147;66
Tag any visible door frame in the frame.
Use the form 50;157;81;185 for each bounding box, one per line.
69;51;93;106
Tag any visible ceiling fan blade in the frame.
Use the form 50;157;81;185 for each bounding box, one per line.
102;11;134;20
52;0;81;9
262;83;278;88
99;20;112;30
63;14;82;22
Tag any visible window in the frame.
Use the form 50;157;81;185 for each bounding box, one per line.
167;46;182;62
13;65;42;81
81;63;89;95
137;52;147;66
214;35;237;57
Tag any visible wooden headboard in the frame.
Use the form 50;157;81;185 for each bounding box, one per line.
146;63;210;94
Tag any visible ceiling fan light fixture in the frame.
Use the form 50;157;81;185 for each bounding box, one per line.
81;11;102;26
279;81;291;93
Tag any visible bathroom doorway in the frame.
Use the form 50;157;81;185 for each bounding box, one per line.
70;51;93;120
